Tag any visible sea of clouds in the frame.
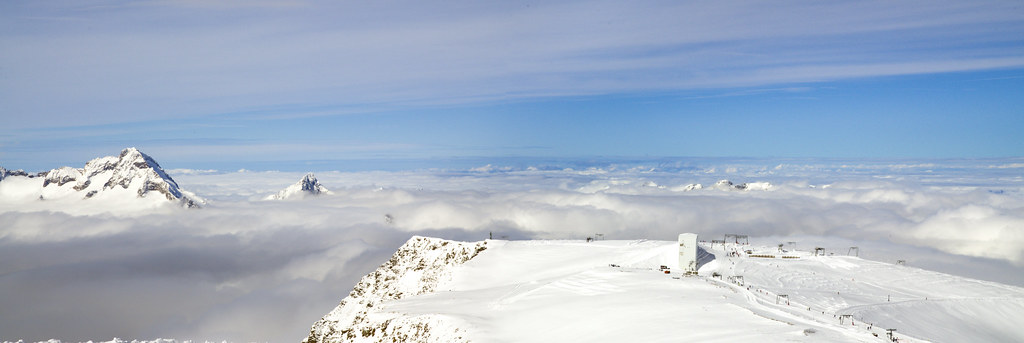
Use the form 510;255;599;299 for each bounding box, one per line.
1;158;1022;343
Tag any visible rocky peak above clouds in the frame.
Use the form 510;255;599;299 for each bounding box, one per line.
265;173;331;200
2;147;203;208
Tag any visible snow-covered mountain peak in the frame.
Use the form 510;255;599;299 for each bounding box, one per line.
3;147;203;209
110;147;160;176
42;166;85;189
98;147;187;201
298;173;324;193
265;172;331;200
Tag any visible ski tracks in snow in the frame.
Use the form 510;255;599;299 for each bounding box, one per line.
493;269;623;308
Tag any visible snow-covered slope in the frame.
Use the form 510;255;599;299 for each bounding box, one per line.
266;173;331;200
303;236;488;343
704;243;1024;343
0;147;203;210
306;238;1024;343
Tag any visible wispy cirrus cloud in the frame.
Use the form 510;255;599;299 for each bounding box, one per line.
2;1;1023;129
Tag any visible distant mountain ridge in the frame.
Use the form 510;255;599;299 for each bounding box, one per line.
0;166;33;181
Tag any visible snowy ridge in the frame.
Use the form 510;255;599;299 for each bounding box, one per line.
265;173;330;200
0;167;31;182
0;148;203;209
303;236;488;343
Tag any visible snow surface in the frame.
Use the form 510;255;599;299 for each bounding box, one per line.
705;242;1024;343
307;237;1024;343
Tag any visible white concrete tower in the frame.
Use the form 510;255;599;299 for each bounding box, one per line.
678;233;698;274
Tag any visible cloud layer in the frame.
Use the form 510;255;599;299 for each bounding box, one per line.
1;159;1023;342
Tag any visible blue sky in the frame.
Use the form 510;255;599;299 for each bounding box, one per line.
2;0;1024;171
